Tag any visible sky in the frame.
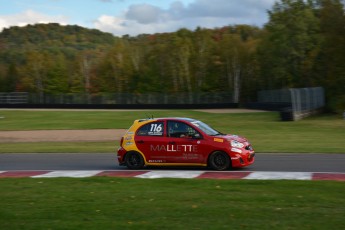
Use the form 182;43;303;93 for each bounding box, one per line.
0;0;276;36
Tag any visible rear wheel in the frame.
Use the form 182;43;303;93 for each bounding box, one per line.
209;151;230;171
125;152;144;169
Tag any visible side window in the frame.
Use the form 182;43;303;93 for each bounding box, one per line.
137;122;164;136
168;121;201;138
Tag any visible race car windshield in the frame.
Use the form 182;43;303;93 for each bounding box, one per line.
191;121;223;136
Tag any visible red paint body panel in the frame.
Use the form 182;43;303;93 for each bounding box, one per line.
117;117;255;170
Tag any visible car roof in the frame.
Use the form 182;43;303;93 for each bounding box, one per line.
137;117;197;123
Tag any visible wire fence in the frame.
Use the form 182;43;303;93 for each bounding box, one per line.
0;92;28;104
0;92;234;105
258;87;325;120
0;88;325;121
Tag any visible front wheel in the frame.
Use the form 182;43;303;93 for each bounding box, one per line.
125;152;144;169
209;151;231;171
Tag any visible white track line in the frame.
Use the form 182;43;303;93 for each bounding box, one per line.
1;170;339;180
32;170;102;178
244;172;313;180
136;171;203;179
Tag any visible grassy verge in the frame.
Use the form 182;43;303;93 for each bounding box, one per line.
0;110;205;130
0;178;344;230
0;110;344;153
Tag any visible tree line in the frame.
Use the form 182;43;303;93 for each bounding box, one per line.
0;0;344;112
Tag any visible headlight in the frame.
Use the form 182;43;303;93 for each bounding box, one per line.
231;140;244;148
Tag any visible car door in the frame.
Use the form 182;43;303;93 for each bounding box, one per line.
134;121;169;163
165;120;205;164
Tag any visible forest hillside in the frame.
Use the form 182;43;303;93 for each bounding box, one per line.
0;0;344;111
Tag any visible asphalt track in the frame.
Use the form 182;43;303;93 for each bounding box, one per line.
0;153;344;172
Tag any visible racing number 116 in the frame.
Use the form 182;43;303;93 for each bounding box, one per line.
150;123;162;133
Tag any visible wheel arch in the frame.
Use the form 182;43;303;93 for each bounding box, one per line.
207;150;232;169
124;150;148;166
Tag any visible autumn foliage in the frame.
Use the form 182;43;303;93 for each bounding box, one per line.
0;0;344;111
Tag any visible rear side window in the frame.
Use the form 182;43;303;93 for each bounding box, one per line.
137;122;164;136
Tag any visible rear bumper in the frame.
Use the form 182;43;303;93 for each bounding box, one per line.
117;147;126;165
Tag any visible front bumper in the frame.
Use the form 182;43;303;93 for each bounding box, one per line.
231;151;255;168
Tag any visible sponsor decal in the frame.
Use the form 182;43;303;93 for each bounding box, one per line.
148;160;164;163
231;147;242;154
125;142;134;146
214;138;224;143
125;136;132;140
182;153;199;160
150;145;198;152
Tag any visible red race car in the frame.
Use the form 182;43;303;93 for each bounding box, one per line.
117;117;255;170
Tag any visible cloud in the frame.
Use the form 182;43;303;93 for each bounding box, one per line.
0;0;276;36
184;0;274;18
94;0;275;36
125;4;162;24
94;14;181;36
94;15;125;32
0;10;68;31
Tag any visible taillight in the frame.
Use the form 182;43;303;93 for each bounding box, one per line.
120;137;124;147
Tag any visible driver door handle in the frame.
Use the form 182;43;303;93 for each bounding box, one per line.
137;140;144;144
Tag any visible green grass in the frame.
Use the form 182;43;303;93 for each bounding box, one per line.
0;178;343;230
0;111;344;229
0;110;204;130
0;110;344;153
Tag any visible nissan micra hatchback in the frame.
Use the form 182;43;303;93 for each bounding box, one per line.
117;117;255;170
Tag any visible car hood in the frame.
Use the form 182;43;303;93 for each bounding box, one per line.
222;134;248;143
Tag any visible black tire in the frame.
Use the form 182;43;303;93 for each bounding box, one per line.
125;152;144;169
208;151;231;171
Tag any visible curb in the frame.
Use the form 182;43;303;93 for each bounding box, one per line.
0;170;344;181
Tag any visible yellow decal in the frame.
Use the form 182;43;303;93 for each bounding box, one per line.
214;138;224;143
121;118;158;165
